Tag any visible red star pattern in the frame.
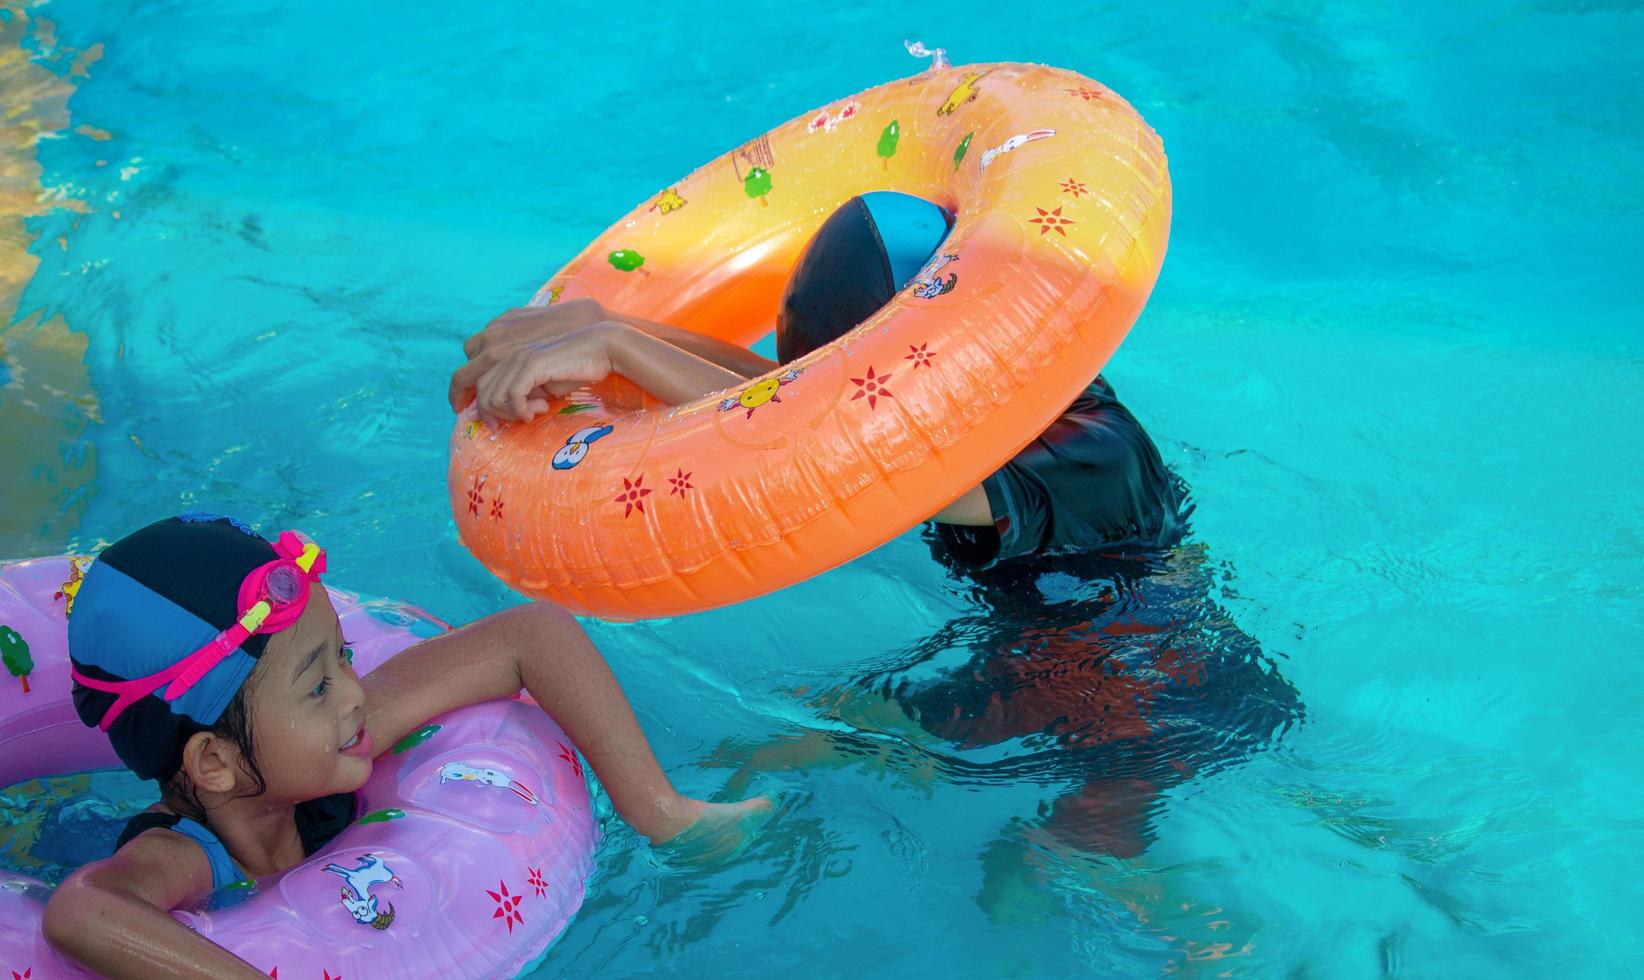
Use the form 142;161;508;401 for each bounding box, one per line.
667;468;693;496
528;867;548;898
905;344;935;369
466;475;485;516
14;970;33;980
1066;86;1104;101
1029;206;1076;236
487;880;524;933
849;366;896;410
1059;178;1088;198
489;494;504;520
558;742;584;777
323;972;341;980
614;476;652;517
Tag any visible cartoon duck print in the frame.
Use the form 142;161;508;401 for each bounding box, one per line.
323;854;401;931
55;557;90;616
937;71;990;116
551;424;614;471
437;761;542;805
979;129;1057;172
906;253;959;299
718;369;802;418
649;187;687;214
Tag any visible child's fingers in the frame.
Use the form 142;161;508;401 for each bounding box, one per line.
526;383;563;411
506;372;536;420
474;358;522;423
473;336;603;424
510;360;565;420
498;364;540;422
450;380;480;414
493;355;555;422
449;355;488;411
447;361;475;411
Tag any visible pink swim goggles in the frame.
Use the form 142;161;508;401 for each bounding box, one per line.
73;530;328;731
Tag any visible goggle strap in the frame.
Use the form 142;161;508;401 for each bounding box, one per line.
73;657;190;731
161;622;253;702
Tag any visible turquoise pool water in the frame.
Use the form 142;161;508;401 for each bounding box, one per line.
4;1;1641;976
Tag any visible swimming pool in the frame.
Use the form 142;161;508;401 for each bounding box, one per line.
3;1;1640;975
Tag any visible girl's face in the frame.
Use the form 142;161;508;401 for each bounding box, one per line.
243;584;374;802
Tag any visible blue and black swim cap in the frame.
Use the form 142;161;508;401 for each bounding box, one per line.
69;514;282;781
776;191;953;363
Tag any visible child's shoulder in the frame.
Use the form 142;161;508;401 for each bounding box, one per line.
114;803;186;850
61;814;218;911
109;805;237;898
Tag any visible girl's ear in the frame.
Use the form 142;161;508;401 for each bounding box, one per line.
179;730;241;795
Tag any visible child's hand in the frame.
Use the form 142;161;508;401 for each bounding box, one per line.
450;302;616;414
463;324;623;427
453;316;750;419
462;299;612;361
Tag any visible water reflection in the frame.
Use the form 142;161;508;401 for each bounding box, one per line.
553;793;849;973
0;770;155;885
721;533;1302;937
0;7;102;555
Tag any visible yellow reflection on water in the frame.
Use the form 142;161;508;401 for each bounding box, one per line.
0;2;101;553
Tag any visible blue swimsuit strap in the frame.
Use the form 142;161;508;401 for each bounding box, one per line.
163;816;247;891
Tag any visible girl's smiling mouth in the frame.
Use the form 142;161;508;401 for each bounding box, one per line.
340;725;372;757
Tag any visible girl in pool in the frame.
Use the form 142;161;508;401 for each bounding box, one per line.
43;514;767;979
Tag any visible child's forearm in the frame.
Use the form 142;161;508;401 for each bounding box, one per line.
44;875;267;980
604;326;752;406
505;603;696;842
607;313;778;379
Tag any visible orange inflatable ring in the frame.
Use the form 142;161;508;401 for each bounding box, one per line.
449;62;1171;619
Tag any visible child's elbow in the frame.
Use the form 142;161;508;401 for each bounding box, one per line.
524;600;578;631
507;601;587;670
499;599;578;646
43;869;102;954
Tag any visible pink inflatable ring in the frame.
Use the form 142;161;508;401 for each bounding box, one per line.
0;556;599;979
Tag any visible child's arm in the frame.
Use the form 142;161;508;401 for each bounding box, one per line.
452;321;751;426
360;602;728;843
457;317;993;523
44;832;267;979
460;300;777;383
617;316;778;378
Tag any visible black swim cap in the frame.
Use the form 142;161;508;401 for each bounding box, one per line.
776;192;953;363
69;514;280;781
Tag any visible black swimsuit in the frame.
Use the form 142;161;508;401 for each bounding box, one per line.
115;792;357;889
933;375;1192;569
